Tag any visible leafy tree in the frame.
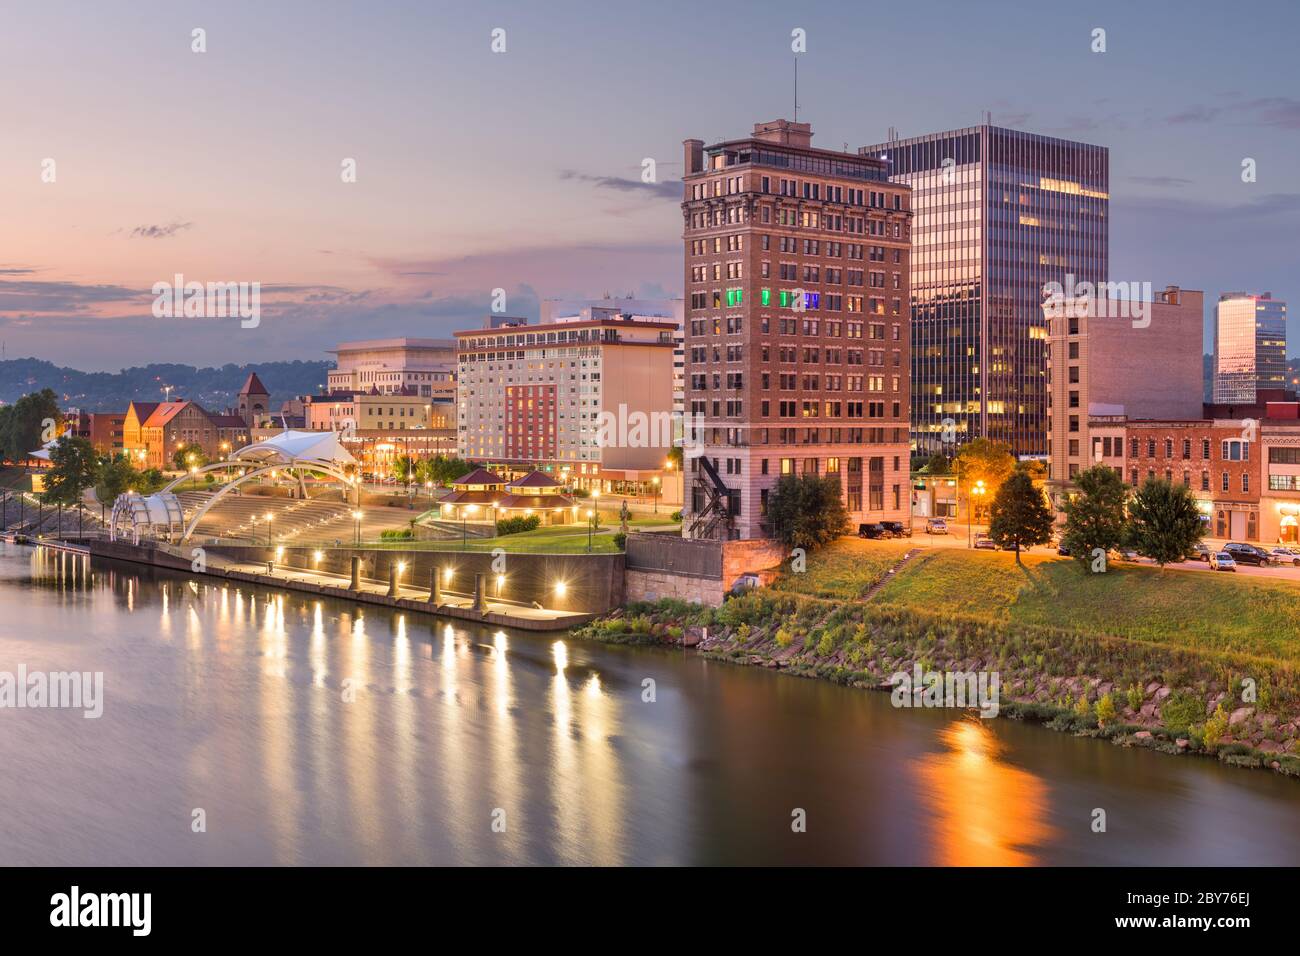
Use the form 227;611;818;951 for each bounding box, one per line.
0;388;60;463
1059;464;1129;566
94;453;138;521
919;452;950;475
171;442;208;471
952;437;1016;492
41;435;99;509
427;454;473;485
767;473;849;551
1125;477;1204;568
391;454;417;483
987;466;1054;565
133;468;166;493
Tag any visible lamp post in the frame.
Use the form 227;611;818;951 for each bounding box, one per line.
967;479;986;548
352;509;363;546
651;475;660;514
586;508;595;552
265;511;274;547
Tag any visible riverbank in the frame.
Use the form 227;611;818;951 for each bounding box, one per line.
574;539;1300;778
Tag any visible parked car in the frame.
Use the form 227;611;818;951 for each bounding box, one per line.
1268;547;1300;566
1055;540;1072;556
1223;542;1273;566
1210;552;1237;572
1114;547;1139;562
924;518;949;535
858;522;886;539
1188;542;1212;562
880;520;911;538
974;533;998;551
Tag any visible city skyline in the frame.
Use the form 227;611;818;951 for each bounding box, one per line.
2;0;1298;370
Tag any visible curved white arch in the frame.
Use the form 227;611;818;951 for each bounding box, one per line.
177;460;359;542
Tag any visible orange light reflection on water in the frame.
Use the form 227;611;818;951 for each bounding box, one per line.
917;719;1056;866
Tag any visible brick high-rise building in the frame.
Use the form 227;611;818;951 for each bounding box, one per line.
681;119;913;540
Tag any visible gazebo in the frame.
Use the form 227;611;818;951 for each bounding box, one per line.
439;468;506;522
496;471;576;525
109;490;185;544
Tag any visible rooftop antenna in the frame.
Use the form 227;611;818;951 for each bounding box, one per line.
793;57;798;122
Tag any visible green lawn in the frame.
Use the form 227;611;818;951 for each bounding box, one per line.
871;548;1300;661
367;520;681;554
769;537;914;599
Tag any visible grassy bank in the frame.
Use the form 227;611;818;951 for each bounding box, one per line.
574;538;1300;777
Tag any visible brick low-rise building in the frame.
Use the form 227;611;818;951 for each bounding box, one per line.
1089;414;1261;540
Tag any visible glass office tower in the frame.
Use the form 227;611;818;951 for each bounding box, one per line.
862;126;1108;456
1213;292;1288;404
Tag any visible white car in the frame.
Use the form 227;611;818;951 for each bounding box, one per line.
1269;547;1300;567
1210;552;1237;572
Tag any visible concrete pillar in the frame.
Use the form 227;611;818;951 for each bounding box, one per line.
429;568;441;604
349;555;360;591
387;563;400;598
473;572;486;612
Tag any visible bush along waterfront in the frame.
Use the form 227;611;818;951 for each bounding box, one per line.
573;590;1300;779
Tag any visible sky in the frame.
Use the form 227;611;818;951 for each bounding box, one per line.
1;0;1297;371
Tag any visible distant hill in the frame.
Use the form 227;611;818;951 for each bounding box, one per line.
0;357;332;413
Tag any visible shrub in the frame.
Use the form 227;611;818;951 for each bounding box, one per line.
1203;703;1230;747
670;510;682;522
379;528;413;540
1160;690;1204;735
612;531;627;550
496;514;541;535
1126;683;1144;712
1095;692;1116;726
775;627;794;648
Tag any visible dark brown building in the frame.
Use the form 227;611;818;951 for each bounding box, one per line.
681;119;913;539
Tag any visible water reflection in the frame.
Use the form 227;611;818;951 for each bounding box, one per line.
916;719;1056;866
3;543;1299;866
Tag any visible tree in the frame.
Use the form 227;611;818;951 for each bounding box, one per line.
987;466;1054;565
171;442;208;472
427;454;473;486
0;389;61;463
767;473;849;551
94;453;138;522
919;452;950;475
953;437;1016;492
1059;464;1129;566
1126;477;1204;568
42;436;99;537
391;454;417;484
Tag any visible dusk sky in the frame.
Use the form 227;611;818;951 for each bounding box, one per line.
2;0;1297;371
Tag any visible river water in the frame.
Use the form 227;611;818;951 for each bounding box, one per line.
1;543;1296;866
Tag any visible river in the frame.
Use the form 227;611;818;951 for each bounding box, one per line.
1;542;1296;866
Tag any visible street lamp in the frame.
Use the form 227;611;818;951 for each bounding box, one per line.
586;508;596;552
651;475;661;513
352;509;363;546
967;480;986;548
264;511;274;547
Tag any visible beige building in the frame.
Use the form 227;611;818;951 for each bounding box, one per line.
1045;285;1204;506
455;314;677;495
326;337;457;398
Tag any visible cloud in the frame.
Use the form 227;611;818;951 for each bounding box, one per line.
129;221;193;240
1163;97;1300;130
559;169;680;200
1126;175;1194;188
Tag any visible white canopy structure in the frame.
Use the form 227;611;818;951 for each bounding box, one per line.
28;438;59;462
230;430;357;467
149;429;361;542
109;491;185;544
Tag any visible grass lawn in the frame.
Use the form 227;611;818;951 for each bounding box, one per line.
769;537;914;599
367;519;682;554
871;548;1300;662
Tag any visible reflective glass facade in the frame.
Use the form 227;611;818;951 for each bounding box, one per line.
1213;292;1288;404
863;126;1108;456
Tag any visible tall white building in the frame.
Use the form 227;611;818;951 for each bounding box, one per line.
454;313;678;497
541;297;685;415
1213;292;1288;404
